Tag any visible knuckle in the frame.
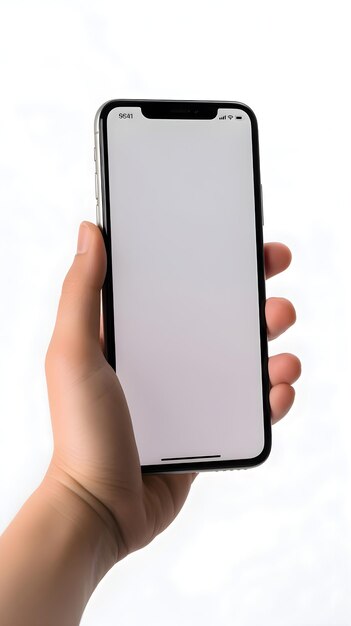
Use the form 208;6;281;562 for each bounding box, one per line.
61;272;79;298
45;335;73;375
44;339;62;375
45;338;54;367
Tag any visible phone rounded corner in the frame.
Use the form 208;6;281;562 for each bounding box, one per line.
94;99;125;133
240;101;258;121
252;431;272;467
94;101;109;133
229;101;259;134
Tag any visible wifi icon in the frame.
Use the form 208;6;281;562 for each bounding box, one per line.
228;115;233;120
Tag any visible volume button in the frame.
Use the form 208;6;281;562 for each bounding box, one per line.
95;173;99;200
96;203;101;225
260;183;264;225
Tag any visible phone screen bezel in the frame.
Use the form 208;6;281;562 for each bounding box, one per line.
96;99;271;473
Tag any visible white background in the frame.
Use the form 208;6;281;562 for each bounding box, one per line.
0;1;350;624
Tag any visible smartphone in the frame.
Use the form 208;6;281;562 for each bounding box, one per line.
94;99;271;474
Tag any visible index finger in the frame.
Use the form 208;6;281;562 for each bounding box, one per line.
264;242;292;279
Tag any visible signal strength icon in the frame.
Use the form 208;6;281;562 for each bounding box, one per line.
219;115;226;120
228;115;233;120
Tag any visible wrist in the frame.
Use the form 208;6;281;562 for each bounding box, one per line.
40;463;120;583
0;469;119;626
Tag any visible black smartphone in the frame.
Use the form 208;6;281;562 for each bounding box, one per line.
94;99;271;474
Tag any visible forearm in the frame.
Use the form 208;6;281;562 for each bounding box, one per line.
0;473;117;626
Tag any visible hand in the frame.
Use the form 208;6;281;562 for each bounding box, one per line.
44;221;301;567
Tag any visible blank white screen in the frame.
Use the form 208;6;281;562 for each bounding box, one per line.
107;106;264;466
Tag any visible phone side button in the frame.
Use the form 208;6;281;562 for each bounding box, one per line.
260;183;264;225
96;203;101;226
95;173;99;200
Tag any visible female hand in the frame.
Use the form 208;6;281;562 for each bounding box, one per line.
44;221;301;567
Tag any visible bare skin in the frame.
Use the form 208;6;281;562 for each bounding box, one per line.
0;221;301;626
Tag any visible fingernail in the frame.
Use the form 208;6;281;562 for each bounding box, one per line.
76;222;90;254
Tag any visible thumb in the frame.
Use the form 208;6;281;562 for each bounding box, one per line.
48;221;107;367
